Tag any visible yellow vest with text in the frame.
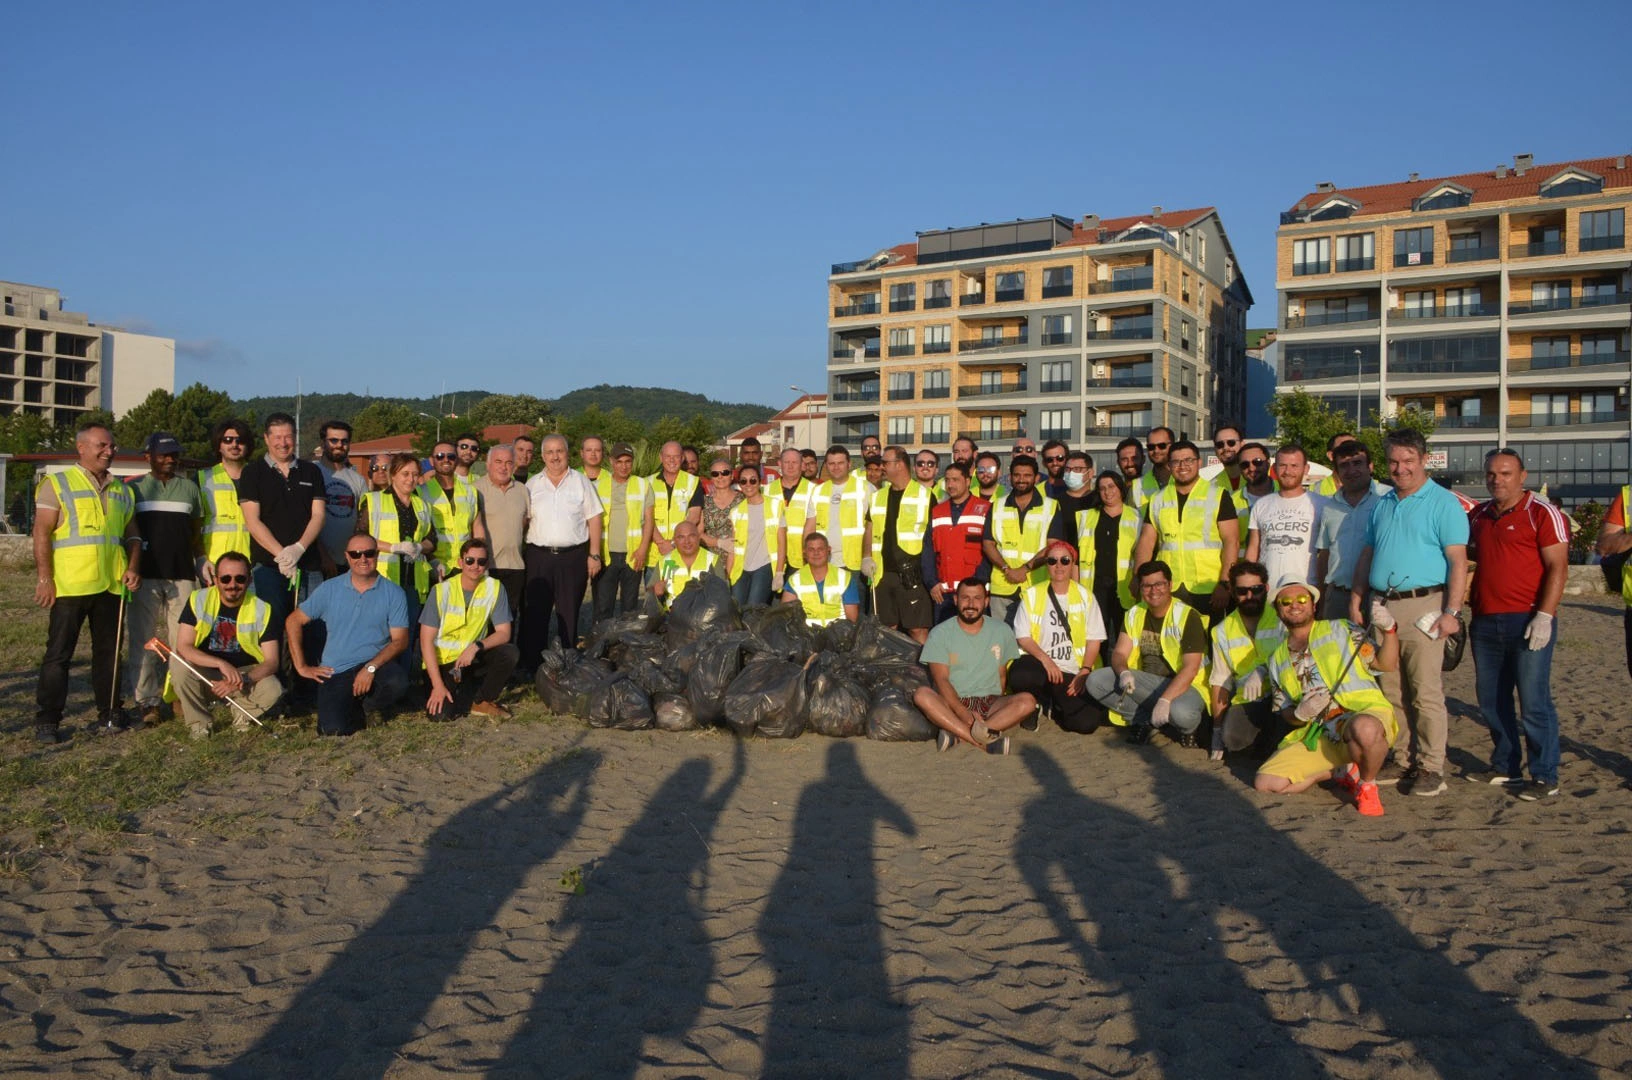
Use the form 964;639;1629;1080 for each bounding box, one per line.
199;464;250;562
1019;580;1097;671
1265;619;1397;742
418;475;480;566
647;470;701;569
364;490;433;601
989;493;1058;597
777;478;819;568
868;479;932;565
189;586;271;665
429;575;502;667
811;473;872;569
1076;506;1140;608
1212;608;1276;706
1147;477;1228;595
728;496;784;584
42;467;133;597
658;548;717;608
789;564;852;625
596;472;652;563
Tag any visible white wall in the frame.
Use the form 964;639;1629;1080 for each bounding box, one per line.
101;329;176;416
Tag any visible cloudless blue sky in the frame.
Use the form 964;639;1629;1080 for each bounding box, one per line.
7;1;1630;410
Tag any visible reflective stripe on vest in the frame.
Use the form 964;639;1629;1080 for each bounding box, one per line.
728;496;784;584
778;478;818;568
200;464;250;562
418;476;479;566
1149;478;1227;594
868;479;932;564
431;575;501;667
813;474;871;569
1265;619;1396;741
1213;608;1274;705
1122;599;1211;703
1076;506;1140;608
1130;472;1162;511
365;490;433;600
191;586;270;664
1020;580;1093;671
990;494;1058;596
597;473;651;562
658;548;717;608
929;497;992;589
44;467;133;597
648;471;701;569
790;565;851;625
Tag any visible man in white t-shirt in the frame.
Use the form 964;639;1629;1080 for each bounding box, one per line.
1245;443;1329;591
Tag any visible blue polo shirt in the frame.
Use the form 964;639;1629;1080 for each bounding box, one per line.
299;573;410;672
1364;480;1469;591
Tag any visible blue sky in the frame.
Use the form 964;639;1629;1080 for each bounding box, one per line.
7;1;1629;410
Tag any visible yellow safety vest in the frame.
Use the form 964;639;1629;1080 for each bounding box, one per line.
1220;474;1250;513
989;493;1058;597
1313;474;1340;498
41;467;133;597
364;490;433;601
199;464;250;562
1123;599;1211;702
789;565;852;625
1265;619;1397;743
1019;580;1096;671
776;478;819;569
189;586;271;664
648;470;701;569
418;475;480;566
1075;506;1140;608
1130;472;1163;511
728;496;784;584
1147;477;1228;595
1212;608;1276;706
811;473;872;570
868;479;932;566
429;575;502;667
657;548;717;608
595;473;651;562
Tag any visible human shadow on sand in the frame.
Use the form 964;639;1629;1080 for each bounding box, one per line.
488;741;745;1079
220;747;600;1080
1016;745;1597;1077
759;741;916;1080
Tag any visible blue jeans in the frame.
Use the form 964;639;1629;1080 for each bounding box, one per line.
1471;611;1559;783
731;564;773;609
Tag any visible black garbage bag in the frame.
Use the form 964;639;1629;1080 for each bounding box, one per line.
742;603;818;662
586;676;655;730
624;656;684;697
720;659;807;738
866;686;935;742
851;617;922;664
815;618;857;654
606;632;669;671
851;661;932;698
653;693;699;732
800;654;870;738
666;572;742;647
584;611;663;659
686;631;754;725
534;649;617;716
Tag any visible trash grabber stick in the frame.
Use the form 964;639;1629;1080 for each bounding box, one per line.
109;587;128;722
145;638;269;731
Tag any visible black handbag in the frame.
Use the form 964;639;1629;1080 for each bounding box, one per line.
1441;612;1467;672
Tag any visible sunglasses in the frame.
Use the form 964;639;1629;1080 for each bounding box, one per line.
1214;438;1240;449
1012;447;1035;454
346;549;378;560
1147;441;1171;451
433;452;457;461
916;461;937;468
1045;556;1074;566
370;464;388;473
1234;584;1266;596
1277;595;1313;608
461;556;488;567
220;436;246;445
977;466;999;474
217;573;249;585
1241;459;1269;470
740;478;760;486
1043;455;1066;464
710;469;732;478
457;443;479;451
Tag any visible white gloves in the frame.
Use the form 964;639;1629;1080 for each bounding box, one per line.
1150;697;1172;727
771;572;784;593
274;542;305;577
1239;668;1265;701
195;555;215;584
392;541;419;557
860;557;878;579
1118;669;1137;695
1294;686;1333;722
1369;597;1396;631
1524;611;1554;651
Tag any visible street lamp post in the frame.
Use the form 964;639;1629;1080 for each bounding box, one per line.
418;412;441;443
1354;348;1364;427
790;384;813;449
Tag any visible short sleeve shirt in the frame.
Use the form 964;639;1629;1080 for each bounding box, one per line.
524;469;603;547
1467;492;1569;615
1315;487;1383;589
921;616;1021;698
419;581;514;631
298;574;409;672
1012;589;1107;675
1364;480;1470;591
179;600;284;665
238;456;326;570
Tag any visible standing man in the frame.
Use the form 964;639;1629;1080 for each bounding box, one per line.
312;420;366;581
1245;443;1329;591
981;454;1059;625
1115;437;1150;510
580;435;606;487
1349;429;1470;798
593;442;653;620
867;446;934;642
419;440;484;579
1597;483;1632;681
923;462;991;625
863;455;885;491
860;434;883;461
1315;440;1384;621
1133;439;1240;622
1237;442;1276;508
1086;560;1211;746
646;440;703;581
125;431;204;725
421;538;520;720
775;447;818;575
1139;427;1176;504
511;434;537;483
1208;560;1277;761
1313;431;1358;497
286;537;410;737
452;432;481;479
800;449;821;482
521;434;603;662
238;412;326;632
912;580;1035;755
972;451;1007;504
1466;449;1567;798
1011;436;1038;461
782;532;860;625
475;443;530;618
951;436;978;473
681;446;703;477
1039;439;1070;499
1009;540;1109;734
32;422;143;742
170;551;283;737
737;436;776;484
1211;423;1248;510
198;418;254;582
913;450;943;500
810;444;872;588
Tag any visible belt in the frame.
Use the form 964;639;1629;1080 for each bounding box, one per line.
530;541;589;555
1383;584;1444;600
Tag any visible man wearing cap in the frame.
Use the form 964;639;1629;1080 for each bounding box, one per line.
126;431;205;725
1086;559;1210;746
1254;580;1399;817
1008;539;1109;733
593;442;653;620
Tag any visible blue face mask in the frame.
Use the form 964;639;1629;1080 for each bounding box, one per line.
1064;469;1090;492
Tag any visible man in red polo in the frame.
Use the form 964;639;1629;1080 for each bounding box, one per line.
923;462;991;624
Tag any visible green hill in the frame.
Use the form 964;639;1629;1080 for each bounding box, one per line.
550;385;772;433
232;389;494;425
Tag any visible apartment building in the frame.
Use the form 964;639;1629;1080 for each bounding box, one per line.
825;210;1253;459
1275;153;1631;503
1;280;174;425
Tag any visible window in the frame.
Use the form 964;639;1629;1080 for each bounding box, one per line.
924;324;951;353
979;370;1005;393
1301;296;1371;326
1197;234;1206;265
923;368;951;398
1531;393;1569;425
1394;227;1434;266
888;327;916;356
1179;320;1193;353
1336;233;1375;272
887;415;915;441
1540;174;1603;198
978;416;1011;440
995;271;1025;301
1042;266;1073;298
1444;287;1485;316
1039;409;1072;441
1387;333;1501;375
980;324;1007;345
1532;280;1572;311
1531;336;1572;368
1282;342;1381;382
1413;189;1471;211
1583;276;1622;305
1292;237;1330;275
925;279;953;309
1581;209;1625;251
1042;314;1073;346
888;283;916;312
1181;272;1191;302
923;414;950;443
888;371;915;400
1525;224;1563;256
1452;397;1481;418
1582;334;1623;359
1041;360;1073;393
1402;290;1435;318
1111;264;1153;289
1583;391;1619;421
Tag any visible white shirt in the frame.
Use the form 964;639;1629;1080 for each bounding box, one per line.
1249;490;1330;591
1012;588;1107;676
525;468;603;547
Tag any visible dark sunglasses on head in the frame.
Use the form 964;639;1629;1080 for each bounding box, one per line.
461;556;488;567
217;573;249;585
1147;441;1171;451
346;549;378;560
1234;584;1266;596
709;469;732;478
433;451;457;460
1045;556;1074;566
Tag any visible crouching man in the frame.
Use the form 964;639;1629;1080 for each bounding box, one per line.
422;538;520;720
912;579;1036;755
170;551;284;737
1086;560;1210;746
1254;580;1399;817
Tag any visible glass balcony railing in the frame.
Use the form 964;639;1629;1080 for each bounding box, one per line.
959;292;986;307
1393;250;1435;267
1431;415;1500;430
1038;428;1072;441
924;295;953;309
830;387;880;403
958;377;1028;398
1086;325;1155;341
889;344;916;357
1089;273;1155;294
887;388;915;401
1448;244;1499;263
923;340;952;354
1508;292;1629;315
832;344;881;359
1039;380;1075;393
922;385;952;399
921;431;951;445
1387;356;1501;376
1508;350;1630;372
834;301;881;317
1509;239;1565;258
1087;368;1155;388
1335;257;1375;272
1283;309;1377;329
1040;332;1073;346
888;299;916;313
1395;302;1500;320
993;288;1026;303
958;426;1025;442
1041;284;1074;299
960;333;1029;353
1580;234;1626;252
1293;260;1330;276
1509;409;1629;429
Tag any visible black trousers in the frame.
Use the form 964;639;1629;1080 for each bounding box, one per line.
1007;655;1108;733
492;568;526;627
316;662;409;736
592;551;642;621
522;542;590;662
36;589;123;727
427;643;520;712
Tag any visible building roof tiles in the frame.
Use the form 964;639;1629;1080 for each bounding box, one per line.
1284;155;1632;218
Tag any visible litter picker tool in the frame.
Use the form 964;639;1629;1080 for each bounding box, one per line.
108;587;128;729
144;638;271;733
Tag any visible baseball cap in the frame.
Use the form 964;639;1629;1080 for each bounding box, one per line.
609;442;635;459
145;432;183;455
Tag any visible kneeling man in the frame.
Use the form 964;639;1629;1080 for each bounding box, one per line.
422;538;520;720
913;579;1036;754
170;551;284;737
1086;560;1210;746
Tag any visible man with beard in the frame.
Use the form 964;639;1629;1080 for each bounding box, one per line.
1039;439;1070;499
198;418;254;582
171;551;284;737
452;432;481;479
1133;439;1240;622
1138;426;1176;505
913;579;1035;755
1246;443;1329;592
419;439;485;580
800;449;820;482
981;454;1059;626
1238;442;1277;507
313;420;366;580
1208;560;1278;761
972;451;1007;504
1116;437;1149;510
1211;423;1248;511
951;436;977;473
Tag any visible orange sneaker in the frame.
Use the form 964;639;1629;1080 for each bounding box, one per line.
1333;763;1360;795
1356;781;1384;817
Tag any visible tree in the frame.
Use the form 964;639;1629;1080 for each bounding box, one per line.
113;389;177;456
559;405;645;465
1268;389;1437;483
352;401;424;442
170;383;236;459
467;393;552;429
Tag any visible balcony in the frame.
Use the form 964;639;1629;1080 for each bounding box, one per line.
1039;380;1075;394
1395;302;1500;321
1041;284;1074;299
960;332;1029;354
887;387;914;401
1083;422;1146;438
830;387;880;403
960;292;986;307
830;432;876;447
921;431;950;445
923;385;952;399
1508;292;1631;316
1580;234;1626;252
925;295;953;310
1387;356;1501;377
1282;358;1381;383
1393;250;1436;268
923;340;952;354
1089;272;1155;294
993;288;1026;303
1508;409;1629;429
958;426;1024;442
1086;325;1155;341
1038;427;1072;441
834;301;881;317
1040;332;1074;347
959;376;1028;398
1087;367;1156;389
889;344;916;357
1431;415;1500;431
1509;239;1565;258
1283;309;1378;329
832;344;881;360
1509;350;1630;373
1335;257;1375;272
889;299;916;313
1448;244;1500;263
1292;260;1330;277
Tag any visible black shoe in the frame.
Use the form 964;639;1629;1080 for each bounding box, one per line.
1517;779;1560;801
34;724;68;745
985;735;1011;756
99;709;137;733
1127;722;1153;745
1019;712;1039;732
1174;729;1199;749
1403;770;1447;797
1375;761;1415;787
935;729;954;753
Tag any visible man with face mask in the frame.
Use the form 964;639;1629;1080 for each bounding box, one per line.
1056;450;1097;542
126;431;204;724
1209;560;1279;761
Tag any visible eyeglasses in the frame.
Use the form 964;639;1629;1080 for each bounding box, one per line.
1213;438;1240;449
461;556;488;567
1234;584;1266;596
1045;556;1074;566
1139;579;1170;590
1169;456;1200;467
976;466;999;474
709;469;732;478
369;464;387;473
1147;441;1171;451
1043;455;1066;464
1276;595;1313;608
433;452;457;461
217;573;249;585
220;436;246;445
346;549;378;560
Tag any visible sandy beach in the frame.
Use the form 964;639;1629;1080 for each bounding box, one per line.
3;595;1630;1078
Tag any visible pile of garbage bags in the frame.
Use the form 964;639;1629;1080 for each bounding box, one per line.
534;574;936;742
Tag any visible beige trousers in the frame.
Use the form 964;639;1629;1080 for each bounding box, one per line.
1376;590;1450;773
169;656;283;737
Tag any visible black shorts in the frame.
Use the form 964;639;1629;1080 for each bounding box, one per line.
874;570;933;630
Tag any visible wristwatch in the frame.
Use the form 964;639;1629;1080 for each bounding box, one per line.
365;664;377;674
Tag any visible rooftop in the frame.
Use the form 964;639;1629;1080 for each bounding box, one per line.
1282;153;1632;222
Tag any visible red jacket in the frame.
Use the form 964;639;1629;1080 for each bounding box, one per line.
928;496;992;590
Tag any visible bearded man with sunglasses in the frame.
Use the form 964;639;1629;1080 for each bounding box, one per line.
1208;560;1278;761
421;538;518;720
171;551;284;737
